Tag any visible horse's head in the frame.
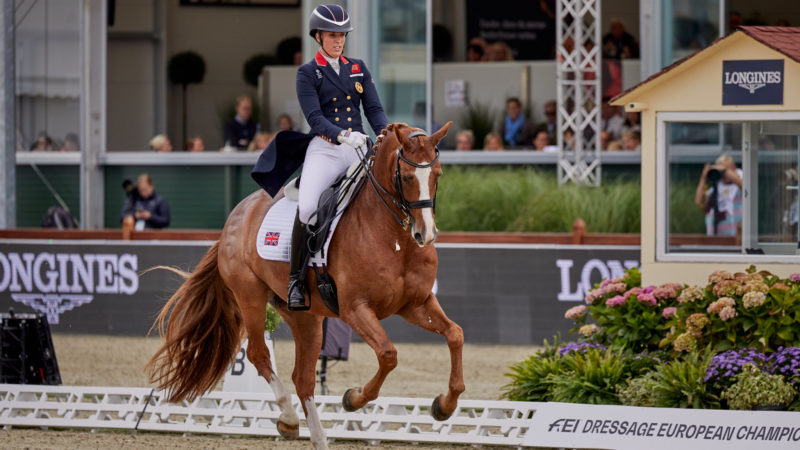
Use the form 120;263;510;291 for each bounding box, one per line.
373;121;452;247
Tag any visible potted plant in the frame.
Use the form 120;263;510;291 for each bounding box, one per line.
721;364;795;410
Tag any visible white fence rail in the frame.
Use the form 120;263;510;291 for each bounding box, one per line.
0;384;540;446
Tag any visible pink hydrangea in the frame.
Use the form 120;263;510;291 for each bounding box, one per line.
790;273;800;282
637;292;657;306
623;287;642;300
579;324;599;336
564;305;587;320
719;305;737;321
604;282;628;295
600;279;614;288
605;295;626;307
641;285;656;294
662;307;677;319
584;288;604;305
653;286;677;301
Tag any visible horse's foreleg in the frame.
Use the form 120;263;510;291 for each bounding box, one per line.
286;312;328;450
399;292;465;421
236;292;300;440
340;302;397;411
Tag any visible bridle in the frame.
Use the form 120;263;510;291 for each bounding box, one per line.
357;129;440;230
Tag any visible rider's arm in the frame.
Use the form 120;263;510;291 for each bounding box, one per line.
360;62;389;135
296;66;343;143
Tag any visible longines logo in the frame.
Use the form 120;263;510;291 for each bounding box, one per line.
723;70;781;94
0;252;139;324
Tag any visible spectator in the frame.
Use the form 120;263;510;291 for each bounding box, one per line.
532;130;550;151
622;111;641;136
500;97;536;149
487;41;514;61
695;154;742;236
59;133;79;152
31;134;53;151
149;134;172;152
121;173;170;230
607;139;623;151
223;94;260;150
602;18;639;59
248;132;275;152
466;43;484;62
536;100;558;145
277;113;295;132
468;37;488;61
563;129;576;150
601;98;625;141
455;130;474;151
600;130;611;150
484;133;504;151
185;136;205;152
621;130;641;151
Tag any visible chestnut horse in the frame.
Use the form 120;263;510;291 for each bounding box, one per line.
146;122;463;449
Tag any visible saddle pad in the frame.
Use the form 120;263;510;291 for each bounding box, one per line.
256;197;343;266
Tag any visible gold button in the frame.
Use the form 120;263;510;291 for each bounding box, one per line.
333;97;337;101
347;117;352;122
335;117;339;122
335;108;338;112
346;96;351;100
346;107;351;112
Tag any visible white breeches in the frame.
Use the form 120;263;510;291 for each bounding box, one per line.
298;136;361;224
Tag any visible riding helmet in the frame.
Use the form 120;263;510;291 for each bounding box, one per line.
309;4;353;39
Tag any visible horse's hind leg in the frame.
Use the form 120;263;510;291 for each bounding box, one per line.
230;281;300;439
399;292;464;421
339;302;398;411
284;311;328;450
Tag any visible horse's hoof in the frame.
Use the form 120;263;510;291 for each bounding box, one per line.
342;388;360;412
431;394;453;421
277;420;299;440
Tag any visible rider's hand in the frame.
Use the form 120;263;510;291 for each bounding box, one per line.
337;130;368;148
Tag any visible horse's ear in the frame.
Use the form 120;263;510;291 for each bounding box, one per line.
430;121;453;146
393;123;412;150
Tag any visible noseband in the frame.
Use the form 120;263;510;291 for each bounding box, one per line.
358;129;440;230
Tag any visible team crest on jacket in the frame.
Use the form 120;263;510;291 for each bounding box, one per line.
351;63;360;74
315;68;323;79
355;82;363;93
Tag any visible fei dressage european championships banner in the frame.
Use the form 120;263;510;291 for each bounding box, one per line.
527;402;800;449
0;240;638;343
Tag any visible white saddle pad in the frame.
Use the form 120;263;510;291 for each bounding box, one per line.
256;161;366;265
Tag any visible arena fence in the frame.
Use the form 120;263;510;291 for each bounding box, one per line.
0;384;538;446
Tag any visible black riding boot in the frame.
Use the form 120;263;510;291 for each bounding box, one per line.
287;213;311;311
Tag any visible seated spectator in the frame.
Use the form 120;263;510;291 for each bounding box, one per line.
31;134;53;151
149;134;172;152
487;41;514;61
468;37;488;61
602;18;639;59
607;139;623;151
455;130;474;151
600;130;612;150
622;130;641;151
536;100;558;145
120;174;170;230
484;133;504;151
601;99;625;141
224;94;260;150
532;130;550;151
248;132;275;152
277;113;295;132
622;111;641;136
59;133;79;152
466;43;484;62
185;136;205;152
500;97;536;148
563;129;576;150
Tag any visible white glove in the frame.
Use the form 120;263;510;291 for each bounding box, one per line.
337;130;368;148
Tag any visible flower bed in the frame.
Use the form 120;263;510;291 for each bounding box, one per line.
502;267;800;410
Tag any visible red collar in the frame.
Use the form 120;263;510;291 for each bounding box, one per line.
314;51;349;66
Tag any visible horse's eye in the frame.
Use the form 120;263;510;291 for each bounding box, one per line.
402;175;412;184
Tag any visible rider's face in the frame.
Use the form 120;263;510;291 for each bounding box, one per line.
318;31;346;58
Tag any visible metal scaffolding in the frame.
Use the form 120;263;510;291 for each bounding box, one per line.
556;0;602;186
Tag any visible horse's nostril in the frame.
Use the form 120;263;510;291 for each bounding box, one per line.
414;232;423;242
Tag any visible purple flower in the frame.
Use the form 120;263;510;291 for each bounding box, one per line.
705;348;768;384
790;273;800;282
642;285;656;294
605;295;626;307
558;342;606;357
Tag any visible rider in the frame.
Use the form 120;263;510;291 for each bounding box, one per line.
287;4;389;311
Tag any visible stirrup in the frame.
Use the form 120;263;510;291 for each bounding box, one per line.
287;278;310;311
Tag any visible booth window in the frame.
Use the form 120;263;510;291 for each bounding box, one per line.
662;115;800;260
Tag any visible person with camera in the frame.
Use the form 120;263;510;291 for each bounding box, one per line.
695;154;742;236
121;174;171;230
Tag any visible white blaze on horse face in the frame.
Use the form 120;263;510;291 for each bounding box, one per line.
414;165;436;245
304;397;328;449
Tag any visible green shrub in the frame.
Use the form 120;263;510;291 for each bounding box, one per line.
648;350;720;409
721;364;795;410
547;349;627;405
501;353;564;402
618;371;659;407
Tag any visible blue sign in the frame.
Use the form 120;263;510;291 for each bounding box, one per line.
722;59;784;105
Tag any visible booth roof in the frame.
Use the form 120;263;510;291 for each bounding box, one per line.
611;26;800;105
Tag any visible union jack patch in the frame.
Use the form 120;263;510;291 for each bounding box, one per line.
264;231;280;246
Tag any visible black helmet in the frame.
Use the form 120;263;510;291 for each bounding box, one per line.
308;4;353;39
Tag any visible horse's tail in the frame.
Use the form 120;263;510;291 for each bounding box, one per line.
145;241;243;402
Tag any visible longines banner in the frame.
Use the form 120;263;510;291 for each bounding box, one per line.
526;402;800;449
0;240;639;343
722;59;784;105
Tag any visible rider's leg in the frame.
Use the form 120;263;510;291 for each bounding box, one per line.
288;137;359;310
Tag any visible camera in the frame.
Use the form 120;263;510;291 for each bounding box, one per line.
706;168;723;184
122;179;139;200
